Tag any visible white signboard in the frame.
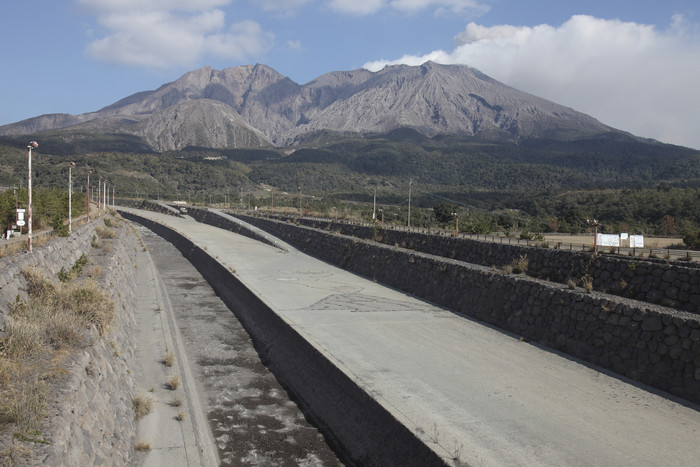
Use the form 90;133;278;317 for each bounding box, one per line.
620;233;629;240
629;235;644;248
597;233;620;247
16;220;25;227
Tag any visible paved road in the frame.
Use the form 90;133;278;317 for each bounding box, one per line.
123;208;700;466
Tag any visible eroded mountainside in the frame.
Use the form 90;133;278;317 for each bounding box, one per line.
0;62;614;151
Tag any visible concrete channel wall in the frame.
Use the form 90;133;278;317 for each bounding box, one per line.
281;216;700;315
230;212;700;405
119;210;446;467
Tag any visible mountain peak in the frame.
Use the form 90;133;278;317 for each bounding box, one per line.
0;62;616;150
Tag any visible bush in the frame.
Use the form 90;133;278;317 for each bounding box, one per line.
167;374;180;391
51;214;69;237
132;394;155;420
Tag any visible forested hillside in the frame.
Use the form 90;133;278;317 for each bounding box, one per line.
1;133;698;243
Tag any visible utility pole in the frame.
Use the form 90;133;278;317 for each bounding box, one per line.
408;179;413;228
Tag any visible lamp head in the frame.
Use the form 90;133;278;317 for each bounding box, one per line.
29;141;38;149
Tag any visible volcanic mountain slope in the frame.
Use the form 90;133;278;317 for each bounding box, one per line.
0;62;616;151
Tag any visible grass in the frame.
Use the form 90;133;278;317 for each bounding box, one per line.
0;268;116;442
579;274;594;293
162;351;175;367
134;439;152;452
95;226;115;239
131;394;155;420
175;411;186;422
167;375;180;391
0;440;33;466
169;397;182;407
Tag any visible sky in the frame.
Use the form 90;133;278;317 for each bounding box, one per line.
1;0;699;148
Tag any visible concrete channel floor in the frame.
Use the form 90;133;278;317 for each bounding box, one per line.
133;222;342;466
123;208;700;466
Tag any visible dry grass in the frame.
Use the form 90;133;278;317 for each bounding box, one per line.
131;394;155;420
134;439;152;452
162;351;175;367
95;226;115;239
0;440;34;466
0;378;48;432
511;255;529;275
579;274;594;293
169;397;182;407
0;268;117;441
166;374;180;391
86;265;103;279
175;411;186;422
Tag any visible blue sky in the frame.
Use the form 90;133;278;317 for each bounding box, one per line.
1;0;699;148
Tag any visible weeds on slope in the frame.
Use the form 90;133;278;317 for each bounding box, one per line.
0;266;115;463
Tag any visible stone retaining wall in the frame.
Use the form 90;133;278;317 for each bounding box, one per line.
0;216;140;465
231;213;700;405
267;215;700;314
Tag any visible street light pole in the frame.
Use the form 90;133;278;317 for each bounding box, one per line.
68;162;75;233
373;187;377;222
86;170;92;222
587;218;600;255
98;177;102;216
27;141;38;252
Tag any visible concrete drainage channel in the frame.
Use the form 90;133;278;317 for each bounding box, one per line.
120;210;446;467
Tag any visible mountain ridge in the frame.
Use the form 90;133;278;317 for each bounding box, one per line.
0;61;621;151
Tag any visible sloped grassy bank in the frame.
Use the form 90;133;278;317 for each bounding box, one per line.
0;214;142;465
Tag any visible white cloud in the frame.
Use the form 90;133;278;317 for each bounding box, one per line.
81;0;274;69
390;0;488;15
286;39;303;51
257;0;314;12
79;0;231;13
364;15;700;149
328;0;386;15
327;0;486;15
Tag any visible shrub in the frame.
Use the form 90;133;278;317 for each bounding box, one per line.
132;394;155;420
134;439;152;451
162;351;175;367
167;374;180;391
57;267;71;283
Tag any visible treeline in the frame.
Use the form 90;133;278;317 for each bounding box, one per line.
0;187;85;236
1;132;698;245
